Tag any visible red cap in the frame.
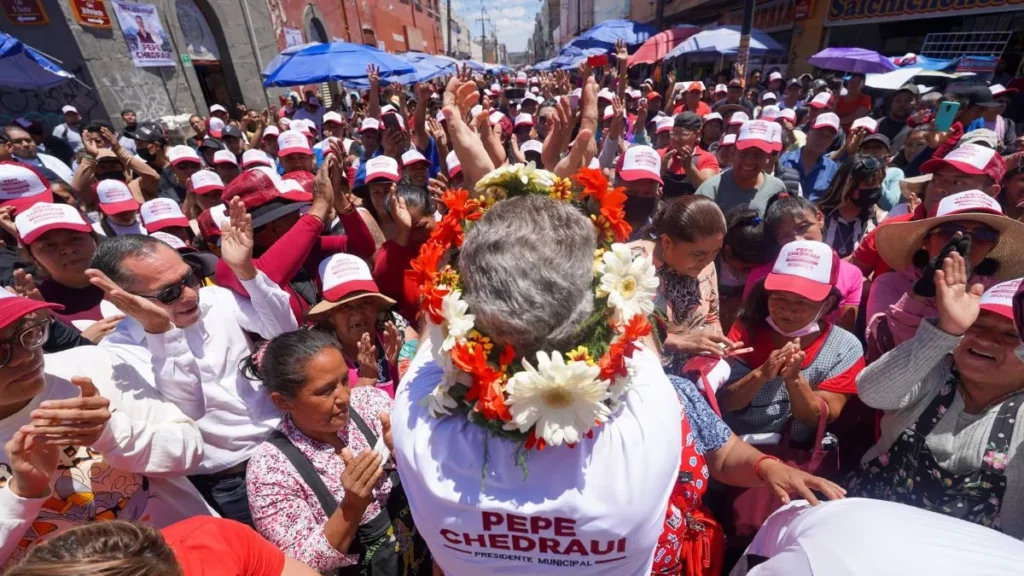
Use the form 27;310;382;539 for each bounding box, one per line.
0;292;63;331
921;143;1007;185
646;91;661;101
0;161;54;215
197;204;229;240
764;240;840;301
95;179;140;215
281;170;315;196
616;146;663;184
140;198;190;233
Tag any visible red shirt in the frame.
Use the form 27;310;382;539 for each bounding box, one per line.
657;146;720;175
851;204;926;278
727;321;862;395
673;101;712;117
163;516;285;576
215;210;376;321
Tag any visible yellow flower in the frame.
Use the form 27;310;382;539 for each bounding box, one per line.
566;346;595;365
548;177;573;202
437;267;460;290
467;330;494;354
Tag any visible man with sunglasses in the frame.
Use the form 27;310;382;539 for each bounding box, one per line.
851;142;1006;279
86;196;298;527
0;290;214;567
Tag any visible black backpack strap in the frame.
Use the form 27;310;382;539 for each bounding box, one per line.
348;408;378;447
266;429;338;517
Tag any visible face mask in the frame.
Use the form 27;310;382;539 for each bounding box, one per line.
137;147;154;163
624;195;658;222
766;302;825;338
853;186;882;210
1015;342;1024;363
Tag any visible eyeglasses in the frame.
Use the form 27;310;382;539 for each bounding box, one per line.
926;222;1000;246
133;268;201;305
0;319;50;369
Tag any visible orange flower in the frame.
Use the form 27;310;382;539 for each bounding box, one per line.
442;189;484;223
428;216;464;248
421;284;449;324
575;167;631;242
575;167;609;198
598;340;628;382
409;240;444;290
621;314;652;347
452;341;512;422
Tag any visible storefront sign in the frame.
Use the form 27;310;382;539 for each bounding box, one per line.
1;0;48;25
956;55;998;73
723;0;795;33
111;1;175;67
826;0;1024;26
70;0;111;27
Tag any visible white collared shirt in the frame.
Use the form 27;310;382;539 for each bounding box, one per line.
102;270;298;474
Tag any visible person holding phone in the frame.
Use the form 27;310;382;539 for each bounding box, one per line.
659;112;720;198
864;190;1024;361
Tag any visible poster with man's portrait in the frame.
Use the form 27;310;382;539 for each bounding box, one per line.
112;0;174;67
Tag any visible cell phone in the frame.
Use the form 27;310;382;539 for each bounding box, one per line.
505;88;525;100
934;101;960;132
587;54;609;68
382;112;400;131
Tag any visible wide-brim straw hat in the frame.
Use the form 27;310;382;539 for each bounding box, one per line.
306;253;396;318
875;190;1024;282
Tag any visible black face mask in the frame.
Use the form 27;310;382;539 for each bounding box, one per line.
624;195;658;223
853;186;882;210
137;147;155;163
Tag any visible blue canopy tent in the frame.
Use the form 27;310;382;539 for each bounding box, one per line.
0;32;77;89
663;25;786;57
344;51;456;88
565;19;656;51
262;41;415;87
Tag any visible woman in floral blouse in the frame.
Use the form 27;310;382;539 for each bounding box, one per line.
245;329;430;574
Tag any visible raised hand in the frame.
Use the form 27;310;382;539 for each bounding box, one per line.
0;205;17;238
340;448;384;512
312;152;338;218
80;314;125;344
100;127;121;152
221;196;256;280
427;174;449;206
382;321;400;368
12;268;41;301
4;427;60;498
935;249;984;335
609;96;626;140
28;377;111;447
615;39;628;64
389;81;403;97
366;64;380;88
357;332;379;381
86;270;173;334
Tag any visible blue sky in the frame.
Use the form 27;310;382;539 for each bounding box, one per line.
450;0;540;53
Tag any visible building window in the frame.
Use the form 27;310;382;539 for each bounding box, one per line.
414;0;423;10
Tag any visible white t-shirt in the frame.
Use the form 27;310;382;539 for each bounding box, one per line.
393;337;682;575
92;218;147;237
731;498;1024;576
0;347;212;568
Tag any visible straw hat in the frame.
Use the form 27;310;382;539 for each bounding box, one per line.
307;253;395;318
875;190;1024;281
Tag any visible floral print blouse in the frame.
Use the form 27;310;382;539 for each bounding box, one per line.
246;385;395;573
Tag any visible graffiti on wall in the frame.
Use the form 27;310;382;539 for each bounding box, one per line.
0;65;105;130
97;68;174;122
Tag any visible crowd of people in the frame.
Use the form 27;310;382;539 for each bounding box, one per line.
2;39;1024;575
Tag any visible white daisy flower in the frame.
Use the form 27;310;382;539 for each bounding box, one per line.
505;350;612;447
440;290;475;351
421;324;462;418
598;243;659;323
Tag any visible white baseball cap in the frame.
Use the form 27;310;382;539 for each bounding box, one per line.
851;117;878;134
277;130;312;157
736;120;777;154
617;145;663;184
15;202;91;244
703;112;723;124
323;111;343;126
769;71;783;82
514;113;534;128
655;116;675;134
292;119;313;136
761;92;778;103
597;88;615;101
188;170;225;196
980;278;1023;320
213;150;238;166
811;112;841;133
765;239;840;301
530;86;540;95
262;125;281;139
921;143;1003;181
515;72;528;85
520;140;543;156
714;84;728;95
488;111;506;126
151;230;187;250
777;109;798;123
207;117;225;138
360;118;380;133
719;134;737;148
759;105;780;122
167;145;202;166
603;105;615;121
209;104;228;115
933;189;1003;218
401;149;429;167
446;150;462;178
61;105;78;115
307;253;395;317
809;92;833;109
365;156;400;183
0;162;53;214
241;149;274;169
140;198;190;233
728;111;750;126
95;179;140;215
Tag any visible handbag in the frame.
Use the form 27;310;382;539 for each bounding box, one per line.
266;410;431;576
727;396;836;539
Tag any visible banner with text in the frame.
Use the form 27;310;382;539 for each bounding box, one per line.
112;1;175;66
826;0;1024;26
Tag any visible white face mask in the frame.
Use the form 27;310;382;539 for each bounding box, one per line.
1014;342;1024;363
766;303;825;339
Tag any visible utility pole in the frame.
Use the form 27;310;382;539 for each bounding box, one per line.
736;0;755;84
446;0;452;56
576;0;581;35
654;0;665;31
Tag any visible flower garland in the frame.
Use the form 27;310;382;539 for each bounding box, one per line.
410;162;659;454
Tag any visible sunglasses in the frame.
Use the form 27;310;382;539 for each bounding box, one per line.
133;268;201;305
927;222;1000;245
0;319;50;369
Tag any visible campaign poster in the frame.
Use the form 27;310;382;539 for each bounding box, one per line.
111;0;175;67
